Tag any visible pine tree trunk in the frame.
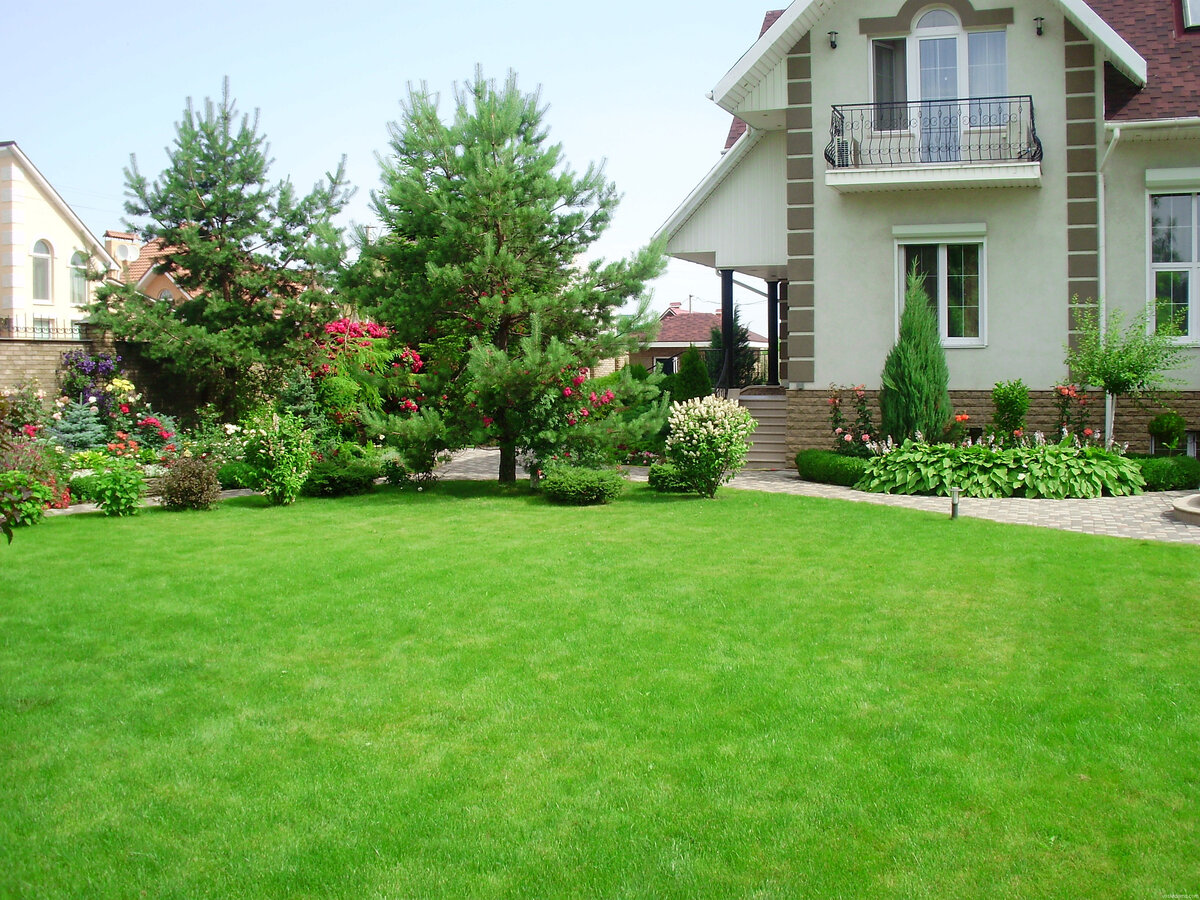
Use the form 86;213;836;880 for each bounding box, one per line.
498;442;518;483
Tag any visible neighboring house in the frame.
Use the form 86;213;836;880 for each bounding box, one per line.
103;232;189;303
0;142;118;339
630;302;769;376
659;0;1200;456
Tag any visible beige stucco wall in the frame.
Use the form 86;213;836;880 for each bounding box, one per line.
803;0;1076;391
0;154;103;329
1102;137;1200;391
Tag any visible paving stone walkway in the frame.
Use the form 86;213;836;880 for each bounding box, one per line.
439;448;1200;546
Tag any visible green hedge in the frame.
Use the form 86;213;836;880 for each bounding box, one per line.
301;459;381;498
795;450;869;487
542;467;627;505
646;462;694;493
857;441;1145;499
1130;455;1200;492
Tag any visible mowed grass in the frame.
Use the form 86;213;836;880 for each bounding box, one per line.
1;482;1198;899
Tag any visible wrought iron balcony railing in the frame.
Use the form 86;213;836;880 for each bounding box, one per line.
824;95;1042;169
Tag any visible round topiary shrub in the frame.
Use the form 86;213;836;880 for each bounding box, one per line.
161;457;222;511
542;466;627;505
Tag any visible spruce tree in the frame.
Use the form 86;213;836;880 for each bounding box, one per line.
879;269;951;441
342;69;665;481
49;401;108;452
673;345;713;402
91;79;352;416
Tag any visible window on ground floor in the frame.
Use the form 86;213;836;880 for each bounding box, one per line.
1150;192;1199;341
897;240;985;346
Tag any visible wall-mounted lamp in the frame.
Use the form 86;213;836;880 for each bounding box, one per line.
828;30;838;49
1034;16;1045;36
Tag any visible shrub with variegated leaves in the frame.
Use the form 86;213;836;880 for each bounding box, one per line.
665;395;756;498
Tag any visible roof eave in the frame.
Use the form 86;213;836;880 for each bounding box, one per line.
0;142;119;270
655;128;765;247
1059;0;1146;86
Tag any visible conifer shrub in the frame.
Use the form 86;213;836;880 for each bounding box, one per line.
301;458;380;497
672;345;713;403
49;400;108;452
541;466;627;505
879;270;951;441
161;457;222;510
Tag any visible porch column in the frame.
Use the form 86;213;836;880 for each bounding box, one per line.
766;280;780;385
719;268;734;392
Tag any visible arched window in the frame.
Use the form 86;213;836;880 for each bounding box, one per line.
158;289;174;302
70;252;88;306
32;240;52;302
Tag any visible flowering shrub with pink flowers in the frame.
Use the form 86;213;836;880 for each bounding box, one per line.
828;384;877;457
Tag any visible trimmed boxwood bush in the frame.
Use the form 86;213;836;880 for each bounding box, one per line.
795;449;869;487
647;462;693;493
301;458;381;498
542;467;626;505
857;441;1145;499
1130;454;1200;492
68;473;102;505
161;458;222;511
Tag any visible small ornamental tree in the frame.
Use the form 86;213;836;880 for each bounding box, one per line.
665;395;756;498
342;68;665;482
1064;305;1189;446
879;269;951;442
673;345;713;403
48;400;107;452
91;79;352;417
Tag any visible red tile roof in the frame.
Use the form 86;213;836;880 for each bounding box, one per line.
655;307;767;344
123;238;171;284
103;229;137;240
723;10;787;151
1092;0;1200;120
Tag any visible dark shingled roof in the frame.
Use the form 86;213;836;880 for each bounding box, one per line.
1089;0;1200;121
656;307;767;344
723;9;787;151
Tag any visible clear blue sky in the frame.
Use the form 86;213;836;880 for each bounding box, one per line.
4;0;776;333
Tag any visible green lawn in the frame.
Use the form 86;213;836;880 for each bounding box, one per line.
1;483;1198;898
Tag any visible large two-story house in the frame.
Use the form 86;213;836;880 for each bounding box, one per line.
659;0;1200;457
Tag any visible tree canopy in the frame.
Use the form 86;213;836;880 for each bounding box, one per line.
91;79;352;416
343;69;665;480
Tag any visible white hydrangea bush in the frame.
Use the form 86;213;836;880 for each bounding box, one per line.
665;395;757;498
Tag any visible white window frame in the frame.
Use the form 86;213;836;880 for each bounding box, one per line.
70;251;88;307
869;10;1008;132
893;223;988;348
31;240;53;304
1147;188;1200;345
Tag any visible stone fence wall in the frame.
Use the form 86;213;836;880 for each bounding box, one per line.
786;388;1200;460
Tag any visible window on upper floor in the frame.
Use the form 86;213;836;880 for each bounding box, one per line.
158;289;174;302
870;10;1007;124
1150;193;1198;341
70;252;88;306
32;240;52;302
898;240;986;347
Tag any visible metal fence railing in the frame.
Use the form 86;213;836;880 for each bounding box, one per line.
0;317;87;341
824;95;1042;169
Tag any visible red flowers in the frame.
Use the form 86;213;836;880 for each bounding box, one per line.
954;413;970;423
119;404;130;414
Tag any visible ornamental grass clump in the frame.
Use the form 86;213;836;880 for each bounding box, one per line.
665;395;756;498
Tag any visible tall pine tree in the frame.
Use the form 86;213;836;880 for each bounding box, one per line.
91;79;352;416
343;69;665;481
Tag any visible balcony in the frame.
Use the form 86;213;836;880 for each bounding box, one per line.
823;95;1043;193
